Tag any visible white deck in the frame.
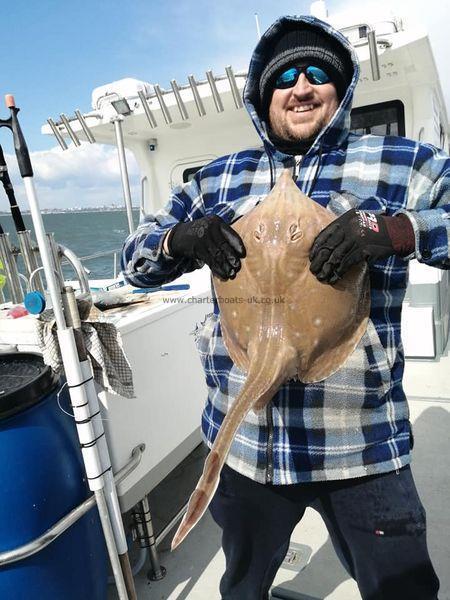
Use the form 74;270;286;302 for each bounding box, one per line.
106;391;450;600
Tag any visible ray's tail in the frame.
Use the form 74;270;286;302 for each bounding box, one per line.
171;341;292;550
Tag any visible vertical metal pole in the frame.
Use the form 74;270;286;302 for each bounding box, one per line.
0;233;23;302
133;496;166;581
112;117;135;235
368;29;381;81
63;287;137;600
95;490;130;598
17;230;44;293
46;232;65;285
23;178;129;600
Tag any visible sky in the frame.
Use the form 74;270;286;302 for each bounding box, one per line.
1;0;449;209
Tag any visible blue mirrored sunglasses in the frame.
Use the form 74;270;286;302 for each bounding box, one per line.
274;65;331;89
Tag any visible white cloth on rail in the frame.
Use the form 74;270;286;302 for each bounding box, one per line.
35;309;135;399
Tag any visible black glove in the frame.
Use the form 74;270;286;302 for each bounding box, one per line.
168;215;246;280
309;209;395;284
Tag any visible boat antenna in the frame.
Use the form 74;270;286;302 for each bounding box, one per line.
254;13;261;39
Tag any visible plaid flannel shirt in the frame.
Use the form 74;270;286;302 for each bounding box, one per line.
122;16;450;484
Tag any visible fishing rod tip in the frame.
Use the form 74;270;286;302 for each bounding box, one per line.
5;95;15;109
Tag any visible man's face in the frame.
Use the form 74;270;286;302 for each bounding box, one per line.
268;71;339;143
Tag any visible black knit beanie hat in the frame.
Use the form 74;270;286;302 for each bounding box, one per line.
259;23;353;118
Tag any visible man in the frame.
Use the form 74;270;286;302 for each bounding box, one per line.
122;15;448;599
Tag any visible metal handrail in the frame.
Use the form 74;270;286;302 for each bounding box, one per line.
0;443;145;566
63;247;122;263
0;239;123;265
352;36;392;49
58;244;90;294
339;21;398;34
59;246;123;281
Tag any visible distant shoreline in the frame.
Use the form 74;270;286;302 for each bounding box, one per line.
0;207;140;215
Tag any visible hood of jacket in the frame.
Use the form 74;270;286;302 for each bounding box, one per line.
243;15;360;159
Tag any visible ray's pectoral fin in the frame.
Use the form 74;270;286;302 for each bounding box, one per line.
171;345;288;551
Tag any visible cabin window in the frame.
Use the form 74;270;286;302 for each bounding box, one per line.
350;100;405;137
183;166;204;183
358;26;367;38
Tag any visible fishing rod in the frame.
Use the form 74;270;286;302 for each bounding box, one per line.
0;140;43;292
0;220;5;302
0;142;26;231
0;142;25;301
0;95;135;600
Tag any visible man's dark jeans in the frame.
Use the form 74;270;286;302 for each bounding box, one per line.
209;463;440;600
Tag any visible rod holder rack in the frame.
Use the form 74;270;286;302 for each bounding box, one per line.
60;114;81;146
206;70;224;113
188;75;206;117
74;110;96;143
17;230;44;293
47;118;68;150
0;233;23;303
170;80;189;120
137;91;157;128
225;66;243;109
46;232;65;286
154;85;172;124
47;66;250;147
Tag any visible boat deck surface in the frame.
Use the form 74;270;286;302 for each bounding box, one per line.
107;393;450;600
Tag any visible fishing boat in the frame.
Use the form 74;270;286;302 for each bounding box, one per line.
0;2;449;599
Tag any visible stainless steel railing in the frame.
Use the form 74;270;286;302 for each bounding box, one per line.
0;444;145;566
0;240;124;304
61;246;123;280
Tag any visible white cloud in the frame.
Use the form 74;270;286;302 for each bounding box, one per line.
5;143;140;209
25;143;138;188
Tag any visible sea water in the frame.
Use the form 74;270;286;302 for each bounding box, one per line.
0;209;140;284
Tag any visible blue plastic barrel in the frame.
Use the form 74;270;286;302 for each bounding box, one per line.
0;353;108;599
